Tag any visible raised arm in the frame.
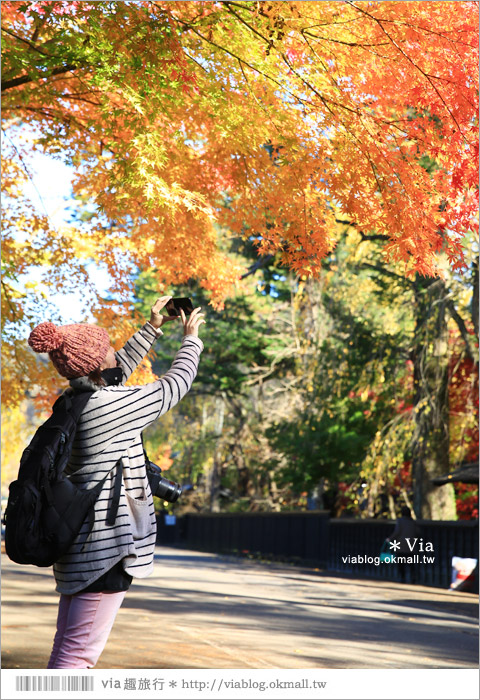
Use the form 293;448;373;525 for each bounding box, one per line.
120;305;206;427
115;295;179;382
75;307;206;449
115;323;161;383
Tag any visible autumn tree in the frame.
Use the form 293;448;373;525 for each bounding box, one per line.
2;1;477;314
2;1;478;516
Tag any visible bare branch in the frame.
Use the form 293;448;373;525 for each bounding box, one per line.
359;233;390;242
445;299;475;362
356;262;416;288
334;218;389;240
240;254;275;279
1;25;55;56
2;64;79;92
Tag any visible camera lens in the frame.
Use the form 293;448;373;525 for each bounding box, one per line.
155;476;182;503
147;461;183;502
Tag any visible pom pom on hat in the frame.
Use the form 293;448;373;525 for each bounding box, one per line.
28;321;111;379
28;322;64;353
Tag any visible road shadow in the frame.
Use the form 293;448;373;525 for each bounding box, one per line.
119;578;478;667
2;548;478;669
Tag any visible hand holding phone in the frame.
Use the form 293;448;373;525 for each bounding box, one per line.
180;306;205;338
149;295;179;329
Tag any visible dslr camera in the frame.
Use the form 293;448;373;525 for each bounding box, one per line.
146;460;182;503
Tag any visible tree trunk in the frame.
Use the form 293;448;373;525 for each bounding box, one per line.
308;477;325;510
411;277;456;519
209;396;225;512
472;258;479;338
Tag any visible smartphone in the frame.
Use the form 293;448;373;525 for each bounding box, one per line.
165;297;194;317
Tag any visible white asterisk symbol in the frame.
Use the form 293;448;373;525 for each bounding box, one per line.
389;539;401;551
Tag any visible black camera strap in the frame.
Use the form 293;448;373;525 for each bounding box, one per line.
106;459;124;526
140;432;156;471
141;433;148;465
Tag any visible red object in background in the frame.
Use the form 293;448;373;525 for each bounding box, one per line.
448;328;479;520
393;461;412;490
450;556;478;592
454;482;479;520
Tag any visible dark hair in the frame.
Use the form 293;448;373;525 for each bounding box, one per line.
88;367;106;387
401;506;412;518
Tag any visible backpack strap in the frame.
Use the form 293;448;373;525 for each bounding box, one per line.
53;389;90;421
54;388;124;549
68;388;127;530
141;432;150;466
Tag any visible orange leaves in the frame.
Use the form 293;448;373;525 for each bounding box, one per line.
1;0;478;361
198;254;245;310
148;443;174;472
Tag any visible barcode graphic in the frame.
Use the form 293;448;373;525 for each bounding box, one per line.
15;676;94;692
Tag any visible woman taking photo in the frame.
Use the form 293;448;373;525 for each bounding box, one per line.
27;295;205;669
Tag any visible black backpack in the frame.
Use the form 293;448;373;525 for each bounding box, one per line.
4;390;116;567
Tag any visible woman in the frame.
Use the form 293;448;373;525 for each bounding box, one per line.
27;295;205;669
387;506;421;584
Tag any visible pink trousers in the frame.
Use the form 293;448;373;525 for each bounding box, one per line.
47;591;126;669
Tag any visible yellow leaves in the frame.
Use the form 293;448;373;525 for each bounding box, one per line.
146;179;213;217
68;231;98;260
132;131;168;170
199;254;245;309
1;403;38;491
1;334;66;413
121;85;147;116
360;388;370;403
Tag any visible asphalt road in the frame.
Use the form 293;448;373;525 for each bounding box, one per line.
1;546;478;670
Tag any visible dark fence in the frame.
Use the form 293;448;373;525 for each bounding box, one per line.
178;511;330;565
326;517;478;589
157;511;479;591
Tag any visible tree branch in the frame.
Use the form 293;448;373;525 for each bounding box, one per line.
6;106;90;133
303;28;389;49
335;218;358;226
170;16;317;110
223;2;272;46
359;233;390;242
356;262;416;288
472;260;479;338
2;64;79;92
445;299;475;362
240;254;275;279
1;25;55;56
334;218;389;241
1;280;20;321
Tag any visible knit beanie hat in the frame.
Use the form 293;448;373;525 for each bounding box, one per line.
28;322;111;379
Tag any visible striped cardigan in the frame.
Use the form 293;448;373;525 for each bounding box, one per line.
53;322;203;594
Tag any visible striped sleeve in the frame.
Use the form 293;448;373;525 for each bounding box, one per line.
154;335;204;419
115;322;162;382
74;335;204;448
